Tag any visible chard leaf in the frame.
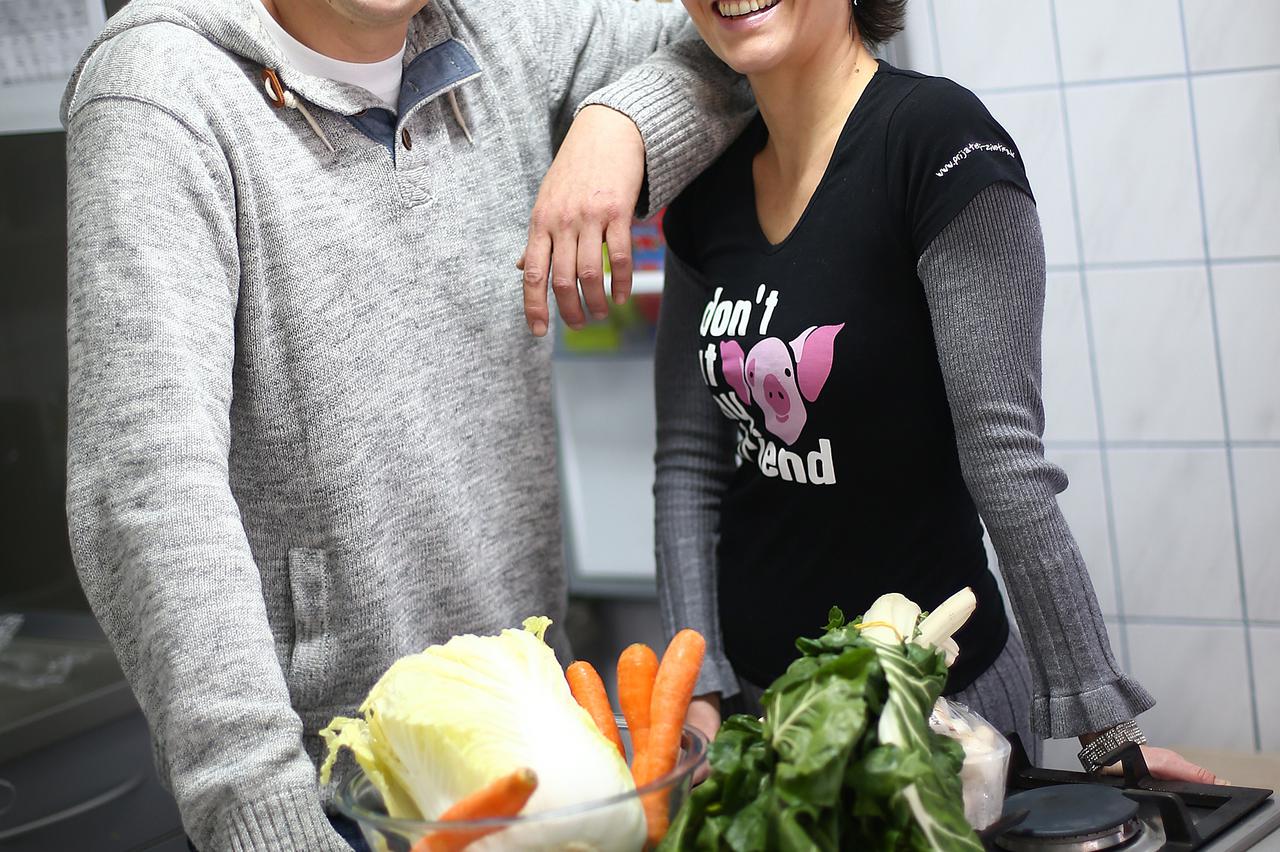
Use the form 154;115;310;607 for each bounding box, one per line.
724;791;772;852
662;602;981;852
903;782;983;851
767;649;874;807
776;802;838;852
870;636;982;851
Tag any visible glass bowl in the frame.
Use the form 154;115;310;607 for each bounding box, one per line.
333;717;708;851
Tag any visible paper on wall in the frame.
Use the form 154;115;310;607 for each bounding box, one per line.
0;0;107;134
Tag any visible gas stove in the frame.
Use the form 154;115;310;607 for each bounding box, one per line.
978;737;1280;852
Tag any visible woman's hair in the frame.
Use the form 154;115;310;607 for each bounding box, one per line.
850;0;908;46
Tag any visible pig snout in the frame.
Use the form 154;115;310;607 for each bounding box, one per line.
762;373;791;419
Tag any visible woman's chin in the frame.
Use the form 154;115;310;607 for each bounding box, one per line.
710;43;788;77
728;53;786;77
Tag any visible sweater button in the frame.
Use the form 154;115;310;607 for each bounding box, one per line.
401;128;413;149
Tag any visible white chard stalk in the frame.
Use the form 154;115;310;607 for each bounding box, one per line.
858;587;977;667
936;637;961;668
859;592;921;645
914;587;977;666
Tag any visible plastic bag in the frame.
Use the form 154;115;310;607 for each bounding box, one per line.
929;697;1011;830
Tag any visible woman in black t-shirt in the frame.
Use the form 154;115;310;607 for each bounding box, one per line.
655;0;1217;781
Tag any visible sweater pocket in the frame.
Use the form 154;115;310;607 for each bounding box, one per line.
286;547;334;709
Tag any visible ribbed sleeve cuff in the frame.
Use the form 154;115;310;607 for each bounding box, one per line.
578;68;723;217
212;785;350;852
991;507;1156;739
1033;676;1156;741
695;652;740;701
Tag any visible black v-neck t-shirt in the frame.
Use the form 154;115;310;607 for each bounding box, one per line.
663;63;1033;693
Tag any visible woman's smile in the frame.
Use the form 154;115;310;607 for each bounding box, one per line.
713;0;782;27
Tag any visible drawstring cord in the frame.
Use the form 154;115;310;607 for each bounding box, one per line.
261;68;335;153
446;89;474;146
261;67;475;152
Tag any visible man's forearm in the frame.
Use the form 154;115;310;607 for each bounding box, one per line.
578;38;753;215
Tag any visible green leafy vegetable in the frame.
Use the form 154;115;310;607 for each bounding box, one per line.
659;599;982;851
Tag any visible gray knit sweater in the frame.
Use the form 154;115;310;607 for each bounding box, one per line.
62;1;750;849
653;183;1155;740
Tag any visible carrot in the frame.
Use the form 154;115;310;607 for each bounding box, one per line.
566;660;625;759
411;767;538;852
637;629;706;847
617;643;659;763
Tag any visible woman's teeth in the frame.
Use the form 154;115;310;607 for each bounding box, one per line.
716;0;777;17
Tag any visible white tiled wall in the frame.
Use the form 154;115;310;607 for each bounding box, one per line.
1127;622;1256;752
1215;264;1280;439
1040;272;1097;441
1251;626;1280;753
1233;448;1280;622
1192;70;1280;258
1088;267;1224;441
899;0;1280;752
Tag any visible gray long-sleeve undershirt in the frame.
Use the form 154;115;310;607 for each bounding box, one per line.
653;182;1155;739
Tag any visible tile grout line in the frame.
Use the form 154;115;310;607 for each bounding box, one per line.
973;62;1280;98
1176;0;1263;753
1046;439;1280;450
1128;612;1280;627
1113;614;1253;627
1044;0;1132;673
1045;255;1280;274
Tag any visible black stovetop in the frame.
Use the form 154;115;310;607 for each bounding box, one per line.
979;737;1278;852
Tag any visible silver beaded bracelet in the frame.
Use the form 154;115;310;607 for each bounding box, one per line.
1077;719;1148;773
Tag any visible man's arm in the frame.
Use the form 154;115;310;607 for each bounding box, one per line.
66;97;348;852
529;0;701;146
519;0;753;334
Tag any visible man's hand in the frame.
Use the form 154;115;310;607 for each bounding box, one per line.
520;105;646;337
685;693;721;784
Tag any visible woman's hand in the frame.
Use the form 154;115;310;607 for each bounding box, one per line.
1129;746;1227;785
685;693;721;784
519;105;645;337
1080;733;1229;785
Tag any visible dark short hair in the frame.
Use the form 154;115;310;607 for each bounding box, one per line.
850;0;907;46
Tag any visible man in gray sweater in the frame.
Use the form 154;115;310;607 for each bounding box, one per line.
62;0;749;848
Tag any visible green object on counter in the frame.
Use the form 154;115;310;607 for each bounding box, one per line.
658;609;981;852
561;299;649;353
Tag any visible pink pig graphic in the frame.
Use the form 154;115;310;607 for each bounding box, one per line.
720;324;843;446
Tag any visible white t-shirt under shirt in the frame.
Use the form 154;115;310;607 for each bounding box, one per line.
252;1;405;110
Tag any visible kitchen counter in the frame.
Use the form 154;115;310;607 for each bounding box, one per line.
1177;746;1280;849
1173;748;1280;792
0;612;184;851
1213;797;1280;851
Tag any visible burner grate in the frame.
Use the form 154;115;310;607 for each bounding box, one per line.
995;819;1141;852
996;784;1143;852
979;737;1276;852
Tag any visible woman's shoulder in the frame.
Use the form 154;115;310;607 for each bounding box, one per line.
875;64;994;135
871;64;1031;254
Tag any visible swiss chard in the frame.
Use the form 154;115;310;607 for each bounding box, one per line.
659;602;982;851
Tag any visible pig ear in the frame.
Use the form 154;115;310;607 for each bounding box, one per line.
719;340;750;406
790;323;843;403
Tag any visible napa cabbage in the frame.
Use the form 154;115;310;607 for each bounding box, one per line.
320;617;645;851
